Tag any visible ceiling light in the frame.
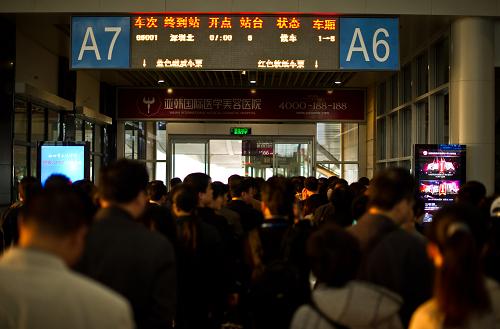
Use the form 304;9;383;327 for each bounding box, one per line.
250;89;257;94
167;88;173;94
327;90;333;94
241;70;246;75
334;81;342;85
158;79;165;84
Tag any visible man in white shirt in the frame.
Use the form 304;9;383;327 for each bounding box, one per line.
0;187;134;329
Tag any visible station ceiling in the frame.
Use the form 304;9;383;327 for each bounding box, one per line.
13;13;453;89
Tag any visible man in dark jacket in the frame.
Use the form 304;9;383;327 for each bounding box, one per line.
348;167;433;327
77;159;176;329
142;180;177;246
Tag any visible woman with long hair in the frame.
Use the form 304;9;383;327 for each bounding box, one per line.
171;183;223;329
409;204;500;328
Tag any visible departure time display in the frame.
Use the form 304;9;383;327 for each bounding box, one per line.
131;15;339;70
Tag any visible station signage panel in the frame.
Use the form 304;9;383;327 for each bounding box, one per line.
339;18;399;70
131;15;338;70
71;16;398;71
72;17;130;69
116;89;365;122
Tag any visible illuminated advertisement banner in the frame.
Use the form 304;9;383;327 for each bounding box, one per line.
117;89;365;122
414;144;467;223
71;15;399;71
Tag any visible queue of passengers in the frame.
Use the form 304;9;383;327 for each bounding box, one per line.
1;158;500;329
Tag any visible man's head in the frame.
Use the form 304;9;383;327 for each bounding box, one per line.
358;176;370;187
228;175;253;204
304;176;319;193
44;174;71;191
170;177;182;190
307;224;361;287
18;176;41;203
98;159;149;218
147;180;168;204
211;181;228;210
260;176;295;219
456;181;487;208
183;173;213;207
171;184;198;217
368;167;417;225
19;189;88;266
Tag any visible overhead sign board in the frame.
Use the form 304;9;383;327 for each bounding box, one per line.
339;18;399;70
71;16;398;71
131;15;339;70
71;17;130;69
116;89;366;122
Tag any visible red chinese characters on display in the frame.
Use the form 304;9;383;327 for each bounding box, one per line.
146;17;158;28
163;16;201;28
208;17;232;29
188;17;201;28
176;17;188;28
220;17;232;29
276;17;301;29
208;17;219;28
252;17;263;29
239;17;264;29
134;17;159;29
312;19;336;30
164;17;175;28
134;16;146;28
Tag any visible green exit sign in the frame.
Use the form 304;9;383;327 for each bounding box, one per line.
230;127;252;135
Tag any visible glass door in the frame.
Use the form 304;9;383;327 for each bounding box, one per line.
169;136;314;182
242;140;274;180
209;139;244;182
171;141;207;180
274;141;312;177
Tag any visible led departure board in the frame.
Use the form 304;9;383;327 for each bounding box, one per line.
131;15;339;70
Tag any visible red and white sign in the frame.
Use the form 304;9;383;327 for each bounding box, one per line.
117;88;365;122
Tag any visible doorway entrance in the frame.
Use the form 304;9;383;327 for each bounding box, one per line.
169;137;313;182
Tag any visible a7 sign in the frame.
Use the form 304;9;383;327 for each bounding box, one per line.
339;18;399;71
71;17;130;69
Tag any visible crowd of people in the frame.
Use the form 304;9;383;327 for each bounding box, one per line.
1;159;500;329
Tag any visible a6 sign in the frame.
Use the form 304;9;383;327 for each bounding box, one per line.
339;18;399;71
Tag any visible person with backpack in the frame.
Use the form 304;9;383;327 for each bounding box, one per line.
291;224;403;329
348;168;433;327
251;176;304;329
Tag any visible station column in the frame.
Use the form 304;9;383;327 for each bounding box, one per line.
450;17;495;193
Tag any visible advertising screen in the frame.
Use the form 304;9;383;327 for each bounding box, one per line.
38;142;90;186
414;144;466;223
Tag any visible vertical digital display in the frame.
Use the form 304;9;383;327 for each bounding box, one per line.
414;144;467;223
39;144;89;185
